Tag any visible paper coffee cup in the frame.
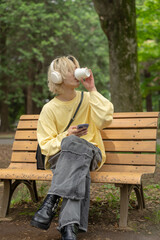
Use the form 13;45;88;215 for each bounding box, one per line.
74;68;90;80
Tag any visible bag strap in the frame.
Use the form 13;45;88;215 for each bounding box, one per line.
64;91;84;131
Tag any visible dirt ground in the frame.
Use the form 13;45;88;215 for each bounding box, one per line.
0;143;160;240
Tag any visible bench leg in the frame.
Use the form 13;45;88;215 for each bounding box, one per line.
0;179;39;218
119;184;129;228
22;180;39;203
0;180;11;217
118;183;145;228
129;184;145;210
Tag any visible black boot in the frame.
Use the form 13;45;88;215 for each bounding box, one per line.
30;194;60;230
61;224;79;240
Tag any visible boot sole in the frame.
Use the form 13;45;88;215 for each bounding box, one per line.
61;236;76;240
30;219;51;230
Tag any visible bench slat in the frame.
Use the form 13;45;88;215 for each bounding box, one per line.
19;112;159;120
10;152;156;165
11;152;36;162
16;117;158;130
20;115;39;120
104;140;156;152
15;129;157;141
17;121;38;129
106;118;158;128
12;141;38;151
105;153;156;165
12;140;156;152
101;129;157;139
10;160;156;172
100;165;155;173
113;112;159;118
15;131;37;140
8;163;37;169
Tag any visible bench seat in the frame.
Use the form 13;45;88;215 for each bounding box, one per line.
0;168;153;184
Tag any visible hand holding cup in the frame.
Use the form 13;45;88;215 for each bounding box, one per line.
80;69;97;92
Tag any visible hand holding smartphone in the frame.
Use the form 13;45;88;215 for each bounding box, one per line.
77;124;89;129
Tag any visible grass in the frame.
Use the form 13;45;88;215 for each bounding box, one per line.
11;181;50;207
144;210;160;224
157;144;160;154
153;210;160;224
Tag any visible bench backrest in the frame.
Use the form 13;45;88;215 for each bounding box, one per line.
9;112;159;175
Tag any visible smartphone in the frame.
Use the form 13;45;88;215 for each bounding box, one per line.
77;124;89;129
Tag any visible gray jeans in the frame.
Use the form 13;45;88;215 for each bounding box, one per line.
48;135;102;232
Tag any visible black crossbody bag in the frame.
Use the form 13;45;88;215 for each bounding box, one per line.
36;92;84;170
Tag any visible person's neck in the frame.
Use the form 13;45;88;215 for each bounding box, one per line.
57;89;76;102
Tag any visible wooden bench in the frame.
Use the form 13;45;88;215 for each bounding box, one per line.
0;112;159;227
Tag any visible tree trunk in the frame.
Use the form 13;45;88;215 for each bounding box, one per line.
159;91;160;112
146;94;152;111
0;98;9;132
26;61;36;114
143;68;152;111
93;0;142;112
26;85;33;114
0;22;10;131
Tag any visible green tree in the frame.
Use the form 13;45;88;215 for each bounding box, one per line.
0;0;110;131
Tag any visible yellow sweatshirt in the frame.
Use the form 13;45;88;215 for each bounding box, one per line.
37;91;114;170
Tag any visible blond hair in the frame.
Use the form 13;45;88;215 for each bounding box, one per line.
48;55;80;95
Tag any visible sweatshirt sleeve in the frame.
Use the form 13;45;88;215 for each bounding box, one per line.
37;105;68;157
89;91;114;130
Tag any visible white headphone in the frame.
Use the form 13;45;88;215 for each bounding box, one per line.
50;60;63;84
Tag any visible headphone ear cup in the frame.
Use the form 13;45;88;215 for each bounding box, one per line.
51;71;62;84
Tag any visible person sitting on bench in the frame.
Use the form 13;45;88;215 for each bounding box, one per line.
31;55;114;240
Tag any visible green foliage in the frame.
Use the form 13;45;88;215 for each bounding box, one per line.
157;144;160;154
0;0;109;128
136;0;160;110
